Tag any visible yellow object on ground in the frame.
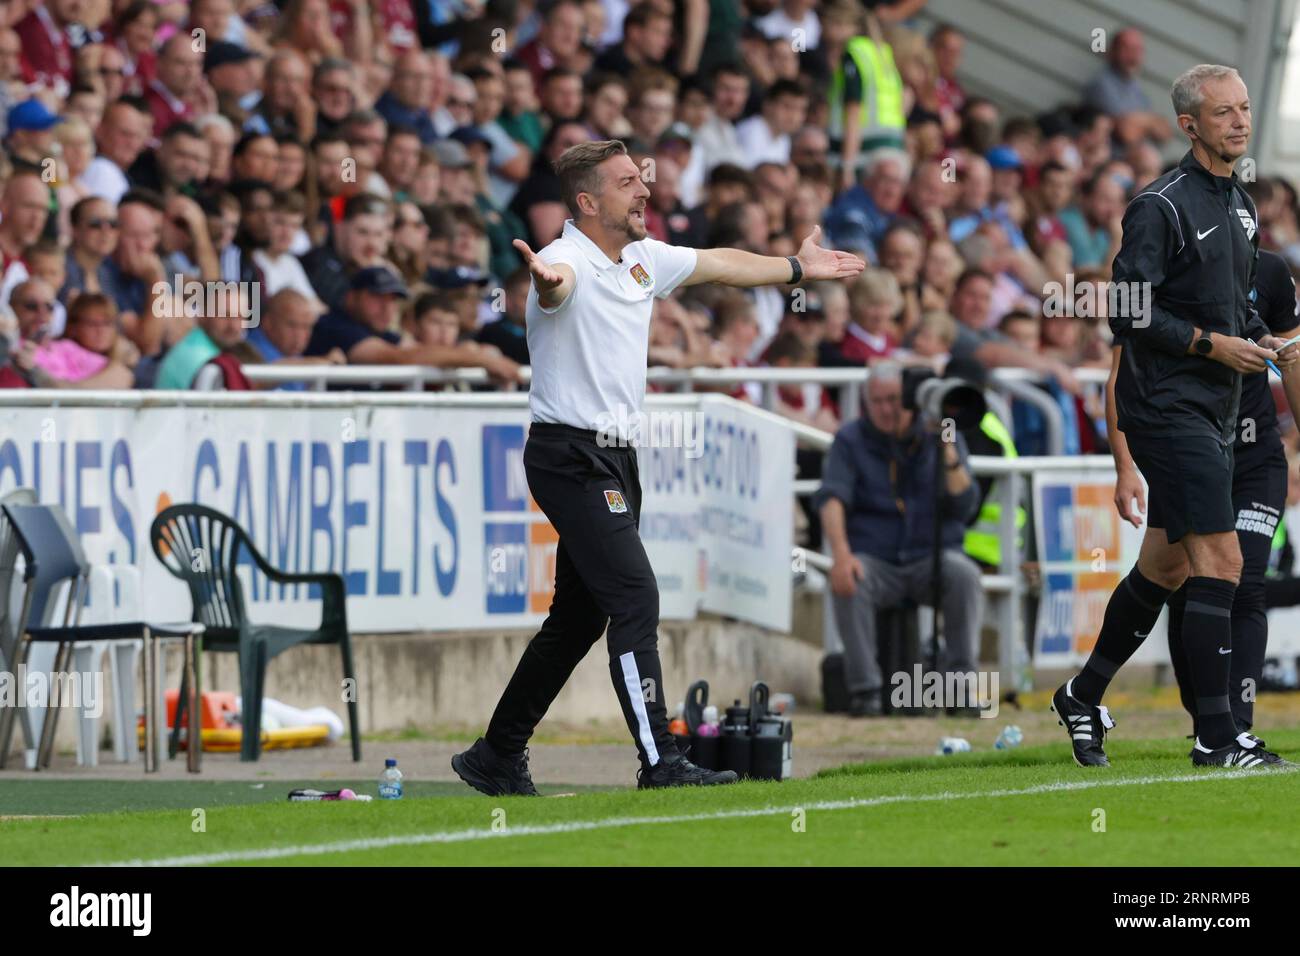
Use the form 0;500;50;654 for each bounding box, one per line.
137;724;331;752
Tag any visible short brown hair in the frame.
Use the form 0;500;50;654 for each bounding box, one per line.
554;139;628;217
68;292;119;327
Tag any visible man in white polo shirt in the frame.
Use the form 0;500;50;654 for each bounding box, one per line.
452;139;864;793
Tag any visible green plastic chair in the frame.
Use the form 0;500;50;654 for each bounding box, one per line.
149;503;361;762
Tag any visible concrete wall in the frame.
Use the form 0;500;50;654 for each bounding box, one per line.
217;615;823;732
10;613;824;761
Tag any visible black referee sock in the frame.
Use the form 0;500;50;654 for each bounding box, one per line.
1072;567;1173;706
1165;586;1198;734
1229;580;1268;731
1182;576;1238;749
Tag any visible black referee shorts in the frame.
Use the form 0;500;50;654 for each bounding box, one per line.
1129;433;1236;543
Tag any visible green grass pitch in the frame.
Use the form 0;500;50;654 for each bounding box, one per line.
3;732;1298;866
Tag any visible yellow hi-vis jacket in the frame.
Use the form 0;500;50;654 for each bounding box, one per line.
963;412;1027;566
828;36;906;152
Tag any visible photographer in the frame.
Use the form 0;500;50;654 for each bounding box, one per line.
817;361;984;717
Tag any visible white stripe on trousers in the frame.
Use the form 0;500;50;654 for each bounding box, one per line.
619;651;660;766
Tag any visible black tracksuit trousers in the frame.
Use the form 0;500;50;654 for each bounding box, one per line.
485;423;678;768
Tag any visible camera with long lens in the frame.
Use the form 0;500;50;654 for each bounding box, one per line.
901;366;987;430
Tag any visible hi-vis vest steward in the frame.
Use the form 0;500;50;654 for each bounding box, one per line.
963;412;1026;567
828;36;906;151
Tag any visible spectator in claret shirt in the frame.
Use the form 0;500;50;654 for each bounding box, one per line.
110;0;160;95
515;0;585;86
15;0;80;95
0;28;21;134
837;269;901;365
145;35;205;140
0;174;51;292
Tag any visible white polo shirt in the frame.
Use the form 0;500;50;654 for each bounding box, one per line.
527;220;697;434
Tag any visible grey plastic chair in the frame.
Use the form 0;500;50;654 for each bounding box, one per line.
0;503;202;771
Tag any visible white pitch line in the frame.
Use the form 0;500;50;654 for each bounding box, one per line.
93;766;1296;867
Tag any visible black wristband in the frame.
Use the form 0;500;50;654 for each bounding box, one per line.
786;255;803;284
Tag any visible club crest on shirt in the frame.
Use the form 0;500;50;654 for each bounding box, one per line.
1237;208;1256;240
604;489;628;513
630;263;652;289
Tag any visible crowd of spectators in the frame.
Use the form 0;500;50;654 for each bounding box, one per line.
0;0;1297;457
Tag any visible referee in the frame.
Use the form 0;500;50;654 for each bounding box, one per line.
452;140;864;794
1052;65;1295;769
1107;249;1300;744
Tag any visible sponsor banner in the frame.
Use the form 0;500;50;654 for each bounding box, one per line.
1033;470;1300;668
0;395;792;633
1032;470;1153;668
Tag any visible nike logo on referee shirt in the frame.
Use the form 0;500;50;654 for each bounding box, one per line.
1218;647;1232;655
1197;225;1219;240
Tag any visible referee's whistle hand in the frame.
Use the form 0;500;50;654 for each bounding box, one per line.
1260;334;1300;370
1212;335;1276;373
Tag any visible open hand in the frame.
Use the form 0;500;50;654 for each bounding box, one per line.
512;239;566;291
795;226;866;281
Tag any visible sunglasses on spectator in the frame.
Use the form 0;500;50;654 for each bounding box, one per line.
85;217;119;230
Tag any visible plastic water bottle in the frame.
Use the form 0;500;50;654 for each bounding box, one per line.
378;758;403;800
936;737;971;755
994;725;1024;750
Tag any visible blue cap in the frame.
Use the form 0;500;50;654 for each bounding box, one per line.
385;758;397;767
8;100;63;133
985;145;1023;171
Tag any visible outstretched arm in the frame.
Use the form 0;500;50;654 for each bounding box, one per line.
683;225;866;288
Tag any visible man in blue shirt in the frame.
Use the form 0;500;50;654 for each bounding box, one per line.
246;288;342;389
817;361;983;717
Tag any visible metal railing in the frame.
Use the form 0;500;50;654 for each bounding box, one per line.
242;363;1112;455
